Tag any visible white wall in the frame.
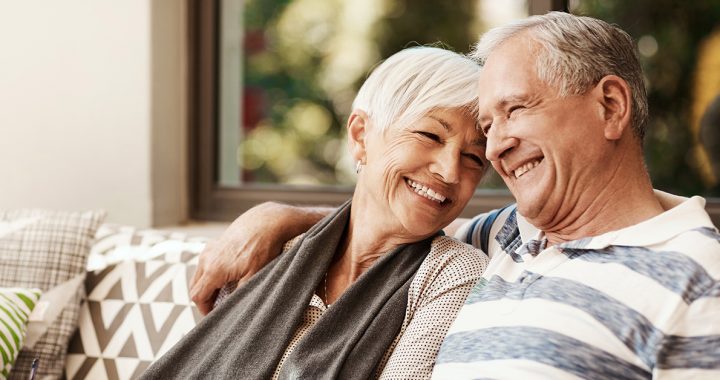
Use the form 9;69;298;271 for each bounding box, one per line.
0;0;187;227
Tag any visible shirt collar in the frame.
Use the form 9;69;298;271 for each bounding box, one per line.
516;212;540;244
512;190;715;251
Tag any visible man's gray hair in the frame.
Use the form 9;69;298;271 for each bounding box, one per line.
472;11;649;140
353;46;481;133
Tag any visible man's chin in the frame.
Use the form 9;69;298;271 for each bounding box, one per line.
510;183;552;219
514;195;545;222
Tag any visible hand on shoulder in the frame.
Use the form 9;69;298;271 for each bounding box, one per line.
190;202;334;314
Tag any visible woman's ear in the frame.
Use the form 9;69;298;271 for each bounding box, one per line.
347;109;369;162
594;75;632;141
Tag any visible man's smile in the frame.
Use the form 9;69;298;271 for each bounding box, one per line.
512;158;543;179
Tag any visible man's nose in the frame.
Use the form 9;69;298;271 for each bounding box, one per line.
430;149;461;184
485;123;518;162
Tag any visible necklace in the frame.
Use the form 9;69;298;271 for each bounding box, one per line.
324;271;329;305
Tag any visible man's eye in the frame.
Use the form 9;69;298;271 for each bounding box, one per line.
417;131;441;142
508;105;524;117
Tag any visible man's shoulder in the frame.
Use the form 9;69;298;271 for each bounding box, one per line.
656;225;720;284
455;204;520;257
615;193;719;274
665;225;720;248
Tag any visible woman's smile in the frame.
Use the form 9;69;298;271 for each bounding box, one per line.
404;177;450;206
351;106;485;239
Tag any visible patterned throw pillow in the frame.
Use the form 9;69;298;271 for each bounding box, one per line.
65;225;206;380
0;209;105;380
0;288;41;380
86;224;207;271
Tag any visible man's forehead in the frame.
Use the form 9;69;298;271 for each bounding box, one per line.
489;56;532;74
477;53;546;107
477;75;535;108
480;36;540;76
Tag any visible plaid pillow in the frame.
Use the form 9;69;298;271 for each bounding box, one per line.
0;209;105;380
65;225;205;380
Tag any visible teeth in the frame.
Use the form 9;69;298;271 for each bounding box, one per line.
513;160;541;179
405;179;447;203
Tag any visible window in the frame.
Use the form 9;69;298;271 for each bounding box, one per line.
189;0;536;220
190;0;720;223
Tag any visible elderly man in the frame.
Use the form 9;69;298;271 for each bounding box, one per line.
429;12;719;379
190;12;719;379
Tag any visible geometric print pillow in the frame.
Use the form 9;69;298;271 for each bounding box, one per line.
0;287;41;380
86;224;208;272
65;226;206;380
0;209;105;380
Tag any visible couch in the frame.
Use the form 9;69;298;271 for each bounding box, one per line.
1;210;208;380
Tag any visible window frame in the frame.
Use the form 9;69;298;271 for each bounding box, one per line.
188;0;720;226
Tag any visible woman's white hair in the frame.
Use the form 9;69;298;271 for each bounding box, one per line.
471;12;649;140
352;46;481;133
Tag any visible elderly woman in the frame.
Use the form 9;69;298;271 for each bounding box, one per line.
141;47;488;380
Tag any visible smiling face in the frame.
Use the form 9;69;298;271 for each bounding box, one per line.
353;107;487;239
478;36;609;227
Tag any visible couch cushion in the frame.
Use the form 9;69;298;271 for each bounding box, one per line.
65;226;205;380
0;287;41;380
0;209;105;380
87;224;208;271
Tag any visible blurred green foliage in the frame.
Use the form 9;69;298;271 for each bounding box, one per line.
239;0;481;186
236;0;720;197
573;0;720;196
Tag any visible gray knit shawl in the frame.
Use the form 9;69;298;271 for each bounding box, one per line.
140;200;435;379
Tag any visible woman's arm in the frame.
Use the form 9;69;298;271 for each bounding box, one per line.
190;201;333;315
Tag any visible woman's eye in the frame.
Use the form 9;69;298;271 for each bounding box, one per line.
464;153;485;167
480;122;492;136
417;131;441;142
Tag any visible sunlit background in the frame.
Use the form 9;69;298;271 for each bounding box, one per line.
219;0;720;199
1;1;718;227
218;0;527;188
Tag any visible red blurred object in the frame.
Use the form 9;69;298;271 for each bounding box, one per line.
242;87;265;131
244;29;266;54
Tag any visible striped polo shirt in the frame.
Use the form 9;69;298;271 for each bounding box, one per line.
432;191;720;379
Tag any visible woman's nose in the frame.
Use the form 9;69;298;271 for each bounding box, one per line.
429;149;461;184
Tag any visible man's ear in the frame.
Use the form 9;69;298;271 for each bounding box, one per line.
594;75;632;141
347;109;369;162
